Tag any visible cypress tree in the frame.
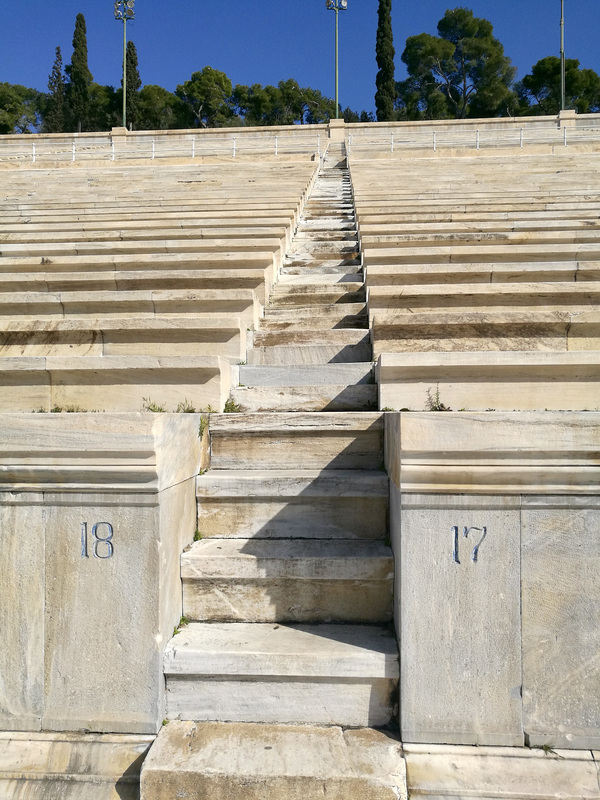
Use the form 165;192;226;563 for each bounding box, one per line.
65;13;93;132
375;0;396;121
125;41;142;130
45;46;66;133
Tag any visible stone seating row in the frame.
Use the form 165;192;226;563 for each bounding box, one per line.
0;317;246;361
350;150;600;411
0;267;269;304
0;159;319;411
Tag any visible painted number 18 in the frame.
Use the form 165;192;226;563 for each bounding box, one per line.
81;522;114;559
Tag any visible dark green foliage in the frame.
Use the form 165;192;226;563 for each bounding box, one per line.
518;56;600;115
396;8;517;120
138;85;188;130
175;66;234;128
0;83;42;133
375;0;396;121
44;46;66;133
65;13;93;131
87;83;120;131
125;41;142;129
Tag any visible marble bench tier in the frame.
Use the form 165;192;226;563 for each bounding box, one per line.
367;282;600;317
377;350;600;411
0;355;231;412
0;267;271;305
0;317;247;362
0;289;261;329
365;261;600;286
370;309;600;358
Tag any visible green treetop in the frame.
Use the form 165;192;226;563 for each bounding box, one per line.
65;13;93;131
519;56;600;115
375;0;396;121
125;41;142;129
397;8;517;120
44;46;66;133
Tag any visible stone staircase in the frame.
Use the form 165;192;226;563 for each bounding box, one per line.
141;145;404;798
231;143;377;413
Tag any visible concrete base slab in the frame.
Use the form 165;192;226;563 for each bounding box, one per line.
0;731;153;800
141;721;407;800
404;743;600;799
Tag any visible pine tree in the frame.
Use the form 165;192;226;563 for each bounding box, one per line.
125;41;142;130
375;0;396;121
45;46;66;133
65;13;93;132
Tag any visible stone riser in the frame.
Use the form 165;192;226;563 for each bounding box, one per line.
270;290;364;305
208;413;383;471
181;539;393;623
238;363;373;387
166;677;395;727
247;341;372;366
282;262;362;276
196;499;386;539
183;580;392;624
229;385;378;412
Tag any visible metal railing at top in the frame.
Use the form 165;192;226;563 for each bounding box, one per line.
0;132;323;164
347;123;600;154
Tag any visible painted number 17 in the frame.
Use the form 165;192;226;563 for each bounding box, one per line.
452;525;487;564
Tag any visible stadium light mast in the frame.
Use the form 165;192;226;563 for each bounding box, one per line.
560;0;566;110
114;0;135;128
325;0;348;119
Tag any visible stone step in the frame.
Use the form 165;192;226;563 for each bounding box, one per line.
297;220;356;231
182;539;393;623
208;412;384;470
282;261;363;276
248;333;372;365
294;230;358;242
271;282;364;300
288;246;360;263
196;469;388;540
276;271;363;285
238;363;374;387
140;721;407;800
164;623;399;727
229;385;378;412
262;303;367;329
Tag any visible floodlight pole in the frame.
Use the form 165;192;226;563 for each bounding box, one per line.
326;0;348;119
560;0;566;111
114;1;135;129
123;12;127;127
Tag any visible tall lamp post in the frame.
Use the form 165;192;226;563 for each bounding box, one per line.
326;0;348;119
114;0;135;128
560;0;566;111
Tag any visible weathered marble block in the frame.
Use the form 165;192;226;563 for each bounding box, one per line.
521;496;600;749
0;413;202;735
398;494;523;746
386;412;600;749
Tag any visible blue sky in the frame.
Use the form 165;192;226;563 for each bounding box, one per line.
1;1;599;115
